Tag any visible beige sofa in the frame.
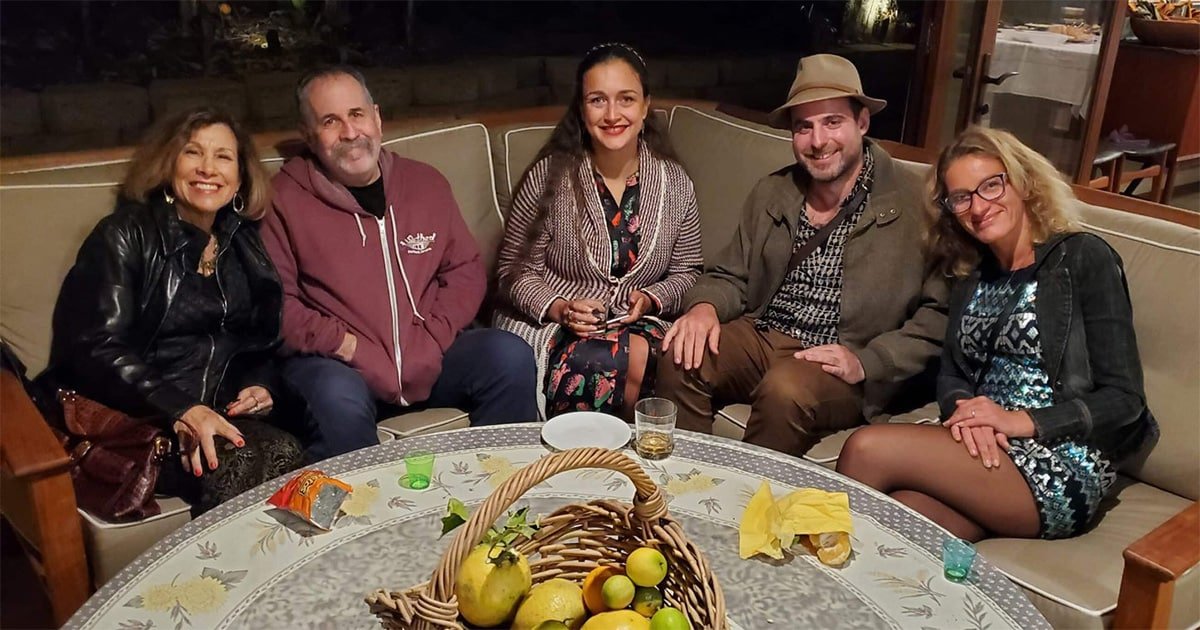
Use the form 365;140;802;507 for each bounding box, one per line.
2;105;1196;629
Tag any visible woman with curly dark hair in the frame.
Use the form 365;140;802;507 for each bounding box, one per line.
494;43;702;420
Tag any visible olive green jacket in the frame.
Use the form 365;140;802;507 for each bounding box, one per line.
683;144;949;418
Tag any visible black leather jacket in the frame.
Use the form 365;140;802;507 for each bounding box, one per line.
939;232;1157;465
46;193;283;426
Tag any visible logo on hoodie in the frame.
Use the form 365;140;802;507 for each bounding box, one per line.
402;232;437;255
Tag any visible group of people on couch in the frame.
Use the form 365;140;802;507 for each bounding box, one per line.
42;43;1156;543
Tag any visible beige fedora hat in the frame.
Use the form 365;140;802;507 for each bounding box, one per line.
767;54;887;130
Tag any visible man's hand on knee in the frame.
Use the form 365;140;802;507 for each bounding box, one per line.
794;344;865;384
661;303;720;371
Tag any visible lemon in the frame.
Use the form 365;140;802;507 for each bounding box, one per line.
581;609;652;630
625;547;668;587
455;544;532;627
535;622;571;630
601;574;635;609
512;578;586;630
631;586;663;617
649;607;691;630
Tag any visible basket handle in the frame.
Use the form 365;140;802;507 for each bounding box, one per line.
424;447;667;602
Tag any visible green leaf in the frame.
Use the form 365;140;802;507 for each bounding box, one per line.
440;498;470;538
504;506;530;531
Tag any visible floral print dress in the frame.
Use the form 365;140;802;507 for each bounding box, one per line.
544;170;666;417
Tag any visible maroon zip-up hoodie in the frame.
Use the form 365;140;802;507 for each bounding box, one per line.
262;149;485;405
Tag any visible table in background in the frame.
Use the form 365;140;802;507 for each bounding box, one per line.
991;28;1103;113
64;425;1050;630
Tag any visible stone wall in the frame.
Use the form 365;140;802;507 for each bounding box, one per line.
0;46;915;157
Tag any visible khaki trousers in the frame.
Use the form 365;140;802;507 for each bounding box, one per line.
657;316;864;456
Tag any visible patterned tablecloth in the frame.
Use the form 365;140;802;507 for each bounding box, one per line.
65;425;1049;630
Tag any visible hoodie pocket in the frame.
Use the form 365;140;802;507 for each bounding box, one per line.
421;315;456;354
348;337;402;403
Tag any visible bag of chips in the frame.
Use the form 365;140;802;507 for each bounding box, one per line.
267;469;353;530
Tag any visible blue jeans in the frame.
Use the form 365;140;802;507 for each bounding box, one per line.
282;328;537;462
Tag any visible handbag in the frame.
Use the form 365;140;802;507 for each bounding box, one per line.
57;390;172;522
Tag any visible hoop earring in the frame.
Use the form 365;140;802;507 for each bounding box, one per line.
232;194;246;215
163;189;175;205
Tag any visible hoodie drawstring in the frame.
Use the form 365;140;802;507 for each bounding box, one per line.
388;207;426;322
354;214;367;247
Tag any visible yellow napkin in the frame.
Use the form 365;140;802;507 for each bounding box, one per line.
739;481;853;560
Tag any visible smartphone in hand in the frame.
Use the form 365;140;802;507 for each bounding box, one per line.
603;316;626;329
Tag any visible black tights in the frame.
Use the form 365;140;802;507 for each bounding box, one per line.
836;424;1041;541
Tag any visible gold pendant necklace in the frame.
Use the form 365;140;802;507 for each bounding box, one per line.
198;235;218;277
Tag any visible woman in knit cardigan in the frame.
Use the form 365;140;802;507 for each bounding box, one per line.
494;43;702;420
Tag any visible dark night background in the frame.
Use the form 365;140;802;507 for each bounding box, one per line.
0;1;923;86
0;1;927;152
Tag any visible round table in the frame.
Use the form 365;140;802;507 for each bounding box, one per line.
65;425;1049;630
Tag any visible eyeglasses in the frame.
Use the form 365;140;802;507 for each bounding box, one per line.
943;173;1008;215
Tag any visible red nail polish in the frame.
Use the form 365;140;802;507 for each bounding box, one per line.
236;440;245;447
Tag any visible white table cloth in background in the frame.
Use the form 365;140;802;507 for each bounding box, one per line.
991;28;1103;114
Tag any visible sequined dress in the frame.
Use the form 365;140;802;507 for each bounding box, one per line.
961;268;1116;539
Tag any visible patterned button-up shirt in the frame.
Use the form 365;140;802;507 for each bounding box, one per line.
758;145;875;347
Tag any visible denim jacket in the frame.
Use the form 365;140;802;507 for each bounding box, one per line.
939;232;1157;464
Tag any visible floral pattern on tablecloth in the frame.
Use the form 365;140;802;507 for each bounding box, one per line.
66;425;1049;630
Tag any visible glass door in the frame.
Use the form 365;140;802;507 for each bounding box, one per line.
927;0;1124;181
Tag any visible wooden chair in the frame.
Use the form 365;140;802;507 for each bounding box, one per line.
0;370;90;626
1118;141;1179;206
1089;144;1125;193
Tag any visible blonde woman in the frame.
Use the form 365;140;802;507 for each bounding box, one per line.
836;127;1156;541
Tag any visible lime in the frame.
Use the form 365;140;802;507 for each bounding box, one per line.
626;547;668;587
649;607;691;630
601;574;636;609
631;586;663;617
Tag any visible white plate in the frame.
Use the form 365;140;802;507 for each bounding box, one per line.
541;411;631;451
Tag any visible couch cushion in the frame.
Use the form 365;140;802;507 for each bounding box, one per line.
0;184;121;374
666;106;793;261
79;497;192;588
491;123;553;217
259;123;503;276
377;407;469;438
382;124;503;275
492;110;670;219
1077;205;1200;501
977;477;1193;627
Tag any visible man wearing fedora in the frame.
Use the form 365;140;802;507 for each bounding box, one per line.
657;54;948;456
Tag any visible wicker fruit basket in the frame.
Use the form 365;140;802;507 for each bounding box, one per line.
365;447;726;629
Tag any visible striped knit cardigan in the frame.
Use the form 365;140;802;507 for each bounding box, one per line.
493;143;703;406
